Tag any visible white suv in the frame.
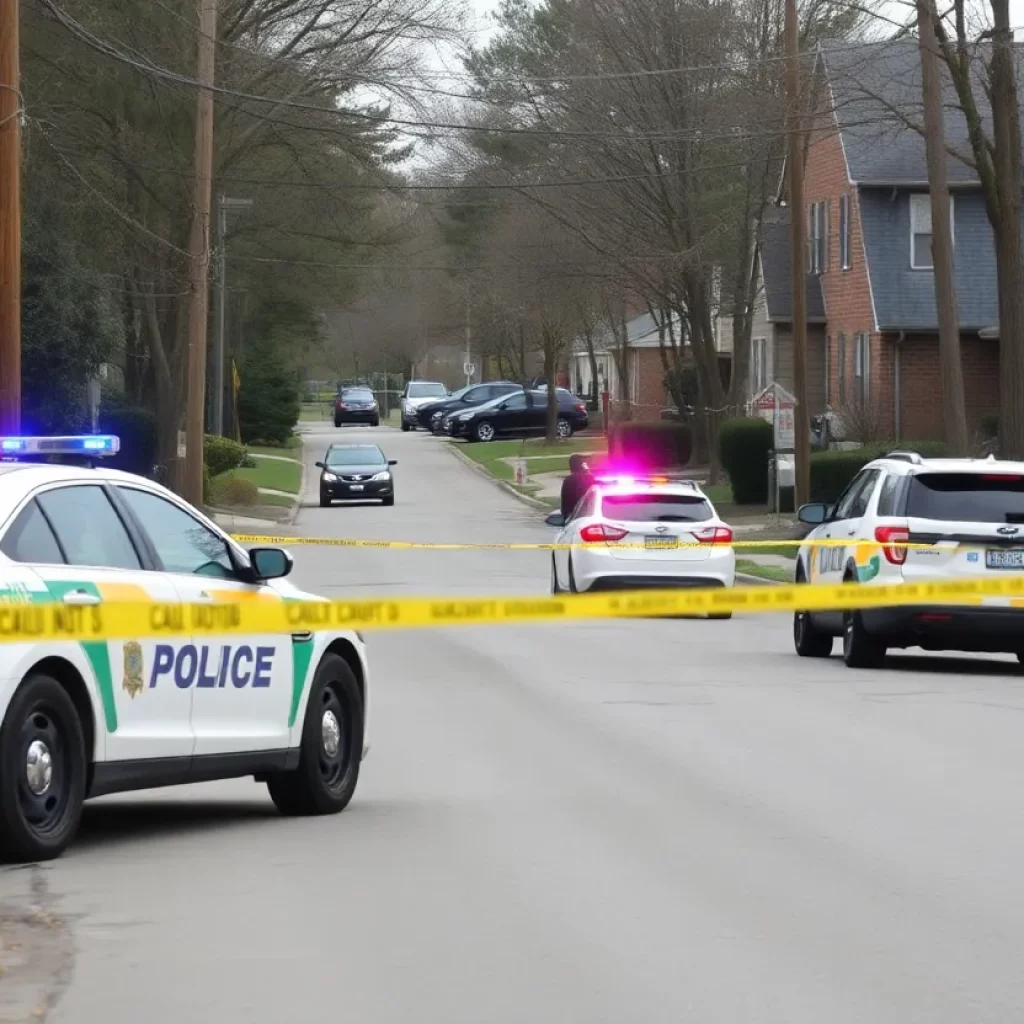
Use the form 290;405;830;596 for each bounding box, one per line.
793;452;1024;668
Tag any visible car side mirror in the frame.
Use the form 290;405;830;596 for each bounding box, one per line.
797;503;829;526
250;547;293;580
388;459;397;466
315;461;325;469
545;512;566;528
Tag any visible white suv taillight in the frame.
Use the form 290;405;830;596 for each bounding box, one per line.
875;525;909;564
580;523;629;543
693;526;733;545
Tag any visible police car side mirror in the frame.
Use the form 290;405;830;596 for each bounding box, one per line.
250;547;292;580
546;512;566;528
797;503;829;526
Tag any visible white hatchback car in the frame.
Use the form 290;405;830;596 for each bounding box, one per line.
794;451;1024;668
0;435;370;862
546;476;735;614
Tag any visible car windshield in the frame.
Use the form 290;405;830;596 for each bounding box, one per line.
341;388;374;400
326;446;384;467
906;472;1024;523
444;386;471;401
407;382;447;398
602;493;713;522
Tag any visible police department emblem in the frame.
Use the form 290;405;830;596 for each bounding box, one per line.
123;641;144;699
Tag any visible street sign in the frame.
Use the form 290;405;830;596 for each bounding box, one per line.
463;362;476;377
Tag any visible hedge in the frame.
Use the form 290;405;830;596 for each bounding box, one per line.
718;417;773;504
204;435;249;477
609;421;693;469
809;442;947;504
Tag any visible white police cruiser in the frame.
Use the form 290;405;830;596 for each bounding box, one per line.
0;436;369;862
794;451;1024;668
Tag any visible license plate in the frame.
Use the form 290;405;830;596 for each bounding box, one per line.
644;535;679;550
986;548;1024;569
349;484;364;492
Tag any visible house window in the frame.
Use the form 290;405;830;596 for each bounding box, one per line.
837;332;846;403
854;332;870;402
910;192;954;270
752;336;768;392
808;201;828;274
839;194;851;269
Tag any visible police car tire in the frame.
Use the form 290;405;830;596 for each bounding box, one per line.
568;557;579;593
551;556;561;594
0;673;87;863
266;654;363;817
842;609;887;669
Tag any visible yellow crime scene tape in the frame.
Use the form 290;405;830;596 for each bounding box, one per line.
1;576;1022;645
230;534;939;552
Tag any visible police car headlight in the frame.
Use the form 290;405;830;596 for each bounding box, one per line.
371;471;391;481
323;472;339;482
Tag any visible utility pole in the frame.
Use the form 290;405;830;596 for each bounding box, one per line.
917;0;968;455
464;290;472;386
785;0;810;507
0;0;21;434
183;0;217;502
212;194;251;436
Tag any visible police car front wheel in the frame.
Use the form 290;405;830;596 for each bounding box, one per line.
0;673;87;863
266;653;363;816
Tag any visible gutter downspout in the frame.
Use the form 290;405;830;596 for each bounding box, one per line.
894;331;904;439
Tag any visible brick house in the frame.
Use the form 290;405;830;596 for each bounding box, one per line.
569;309;732;420
741;209;828;416
760;41;1004;443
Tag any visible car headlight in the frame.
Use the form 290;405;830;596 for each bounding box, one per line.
457;412;474;421
371;471;391;481
323;472;338;482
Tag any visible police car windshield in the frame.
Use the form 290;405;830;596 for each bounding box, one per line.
906;472;1024;523
602;494;713;522
326;446;385;467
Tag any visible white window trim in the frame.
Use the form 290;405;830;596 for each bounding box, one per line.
839;194;851;270
854;333;870;402
910;192;955;271
752;336;768;393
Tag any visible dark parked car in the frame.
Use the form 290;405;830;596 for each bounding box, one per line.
448;389;588;442
416;381;523;432
317;444;397;507
334;386;379;428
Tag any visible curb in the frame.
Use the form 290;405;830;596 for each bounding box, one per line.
445;442;552;512
284;443;308;527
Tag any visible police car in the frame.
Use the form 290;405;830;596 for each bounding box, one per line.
545;474;735;615
0;436;370;862
793;451;1024;668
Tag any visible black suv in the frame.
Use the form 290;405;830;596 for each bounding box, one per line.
416;381;523;433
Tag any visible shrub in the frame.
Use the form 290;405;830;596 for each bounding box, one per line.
608;421;693;470
718;417;773;504
981;413;999;440
238;349;300;445
207;475;259;507
98;401;158;477
204;435;248;477
809;441;947;504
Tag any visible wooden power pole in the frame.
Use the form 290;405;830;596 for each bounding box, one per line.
183;0;217;503
785;0;810;507
916;0;968;455
0;0;21;434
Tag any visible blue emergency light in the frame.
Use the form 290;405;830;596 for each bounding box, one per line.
0;435;121;457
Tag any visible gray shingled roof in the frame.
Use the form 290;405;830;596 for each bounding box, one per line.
820;40;1024;185
758;211;826;322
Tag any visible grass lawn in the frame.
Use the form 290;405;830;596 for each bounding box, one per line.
735;559;793;583
456;437;606;481
735;541;798;558
300;402;331;422
227;457;302;494
247;445;302;460
703;483;732;504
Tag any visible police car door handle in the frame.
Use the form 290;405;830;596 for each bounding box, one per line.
62;590;101;606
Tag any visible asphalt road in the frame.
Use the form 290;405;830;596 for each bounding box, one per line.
4;424;1024;1023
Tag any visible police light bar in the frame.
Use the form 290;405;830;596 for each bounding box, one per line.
594;473;698;487
0;435;121;457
